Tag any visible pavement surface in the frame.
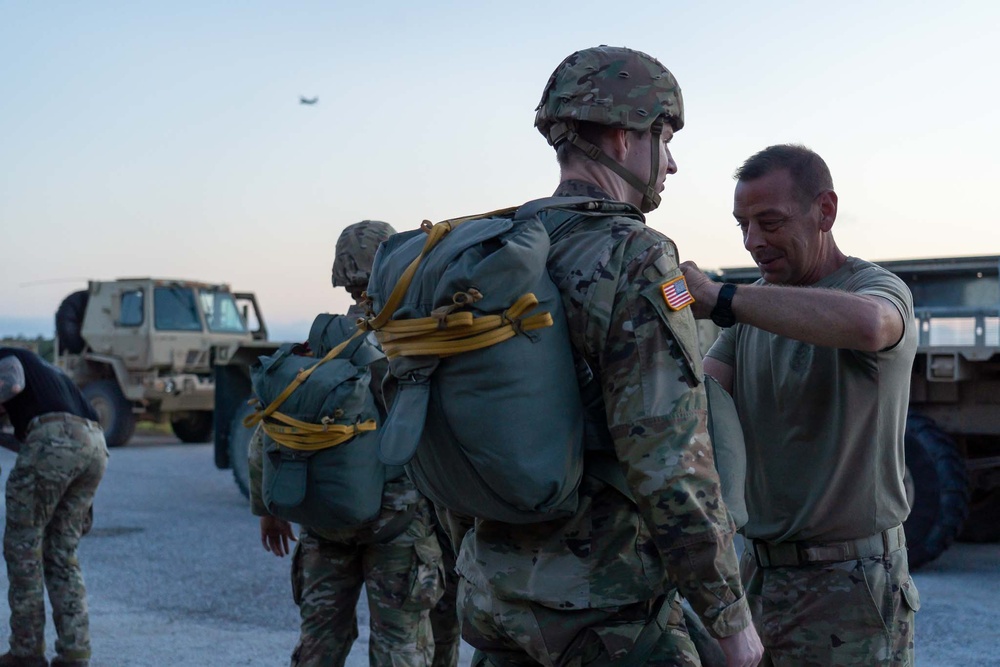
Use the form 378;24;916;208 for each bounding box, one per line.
0;434;996;666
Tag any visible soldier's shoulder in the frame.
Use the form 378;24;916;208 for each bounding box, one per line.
610;220;678;267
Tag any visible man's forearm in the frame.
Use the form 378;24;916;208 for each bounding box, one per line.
730;283;902;351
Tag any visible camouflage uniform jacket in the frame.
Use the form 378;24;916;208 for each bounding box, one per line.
456;180;752;638
249;304;421;544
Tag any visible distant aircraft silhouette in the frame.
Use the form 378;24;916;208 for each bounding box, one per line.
299;96;318;105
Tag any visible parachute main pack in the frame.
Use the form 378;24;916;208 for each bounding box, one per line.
365;195;747;526
245;315;392;531
365;197;633;523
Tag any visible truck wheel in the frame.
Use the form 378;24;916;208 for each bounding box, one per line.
229;402;255;499
170;411;214;443
55;290;89;355
957;486;1000;543
903;413;970;568
82;379;136;448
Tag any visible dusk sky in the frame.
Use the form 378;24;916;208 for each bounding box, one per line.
2;1;997;341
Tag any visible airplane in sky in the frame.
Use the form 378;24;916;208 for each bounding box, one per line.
299;96;318;105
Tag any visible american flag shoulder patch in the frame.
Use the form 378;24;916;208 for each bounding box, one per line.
661;276;695;311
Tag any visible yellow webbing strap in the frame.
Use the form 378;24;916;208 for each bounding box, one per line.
260;412;377;451
361;208;556;359
242;329;370;451
377;293;553;359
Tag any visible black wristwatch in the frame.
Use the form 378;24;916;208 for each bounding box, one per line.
710;283;738;328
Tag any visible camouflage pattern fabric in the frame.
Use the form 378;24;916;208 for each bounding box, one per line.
740;548;918;666
250;423;446;666
428;514;464;667
4;416;107;661
331;220;397;289
534;46;684;143
289;496;444;667
461;581;700;667
247;424;268;517
455;180;751;664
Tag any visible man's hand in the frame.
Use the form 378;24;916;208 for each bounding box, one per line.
717;624;764;667
259;515;297;557
680;261;722;320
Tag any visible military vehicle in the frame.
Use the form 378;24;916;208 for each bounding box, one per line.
709;254;1000;567
55;278;268;448
211;332;282;498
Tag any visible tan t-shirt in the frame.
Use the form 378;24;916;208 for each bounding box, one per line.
707;257;916;543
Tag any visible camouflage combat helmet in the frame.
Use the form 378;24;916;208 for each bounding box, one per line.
534;45;684;211
331;220;397;289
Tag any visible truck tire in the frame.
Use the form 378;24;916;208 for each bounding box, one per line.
82;379;136;448
229;402;255;499
957;487;1000;543
55;290;89;355
903;413;969;568
170;411;214;443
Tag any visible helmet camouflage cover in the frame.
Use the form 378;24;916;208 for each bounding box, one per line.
534;45;684;146
331;220;397;289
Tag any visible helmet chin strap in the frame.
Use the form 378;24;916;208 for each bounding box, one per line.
640;119;664;212
549;119;663;212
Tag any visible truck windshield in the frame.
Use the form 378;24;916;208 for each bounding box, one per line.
154;286;203;331
199;290;249;334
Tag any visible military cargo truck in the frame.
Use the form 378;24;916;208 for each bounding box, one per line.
212;335;282;498
55;279;268;448
709;254;1000;567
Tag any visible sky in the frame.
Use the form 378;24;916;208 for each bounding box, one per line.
2;0;998;341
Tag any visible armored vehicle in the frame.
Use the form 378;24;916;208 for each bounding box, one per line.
710;254;1000;567
55;278;268;448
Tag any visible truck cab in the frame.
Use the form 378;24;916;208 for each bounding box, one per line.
56;278;267;447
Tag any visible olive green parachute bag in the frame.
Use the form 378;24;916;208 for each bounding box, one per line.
364;197;641;524
244;314;391;531
364;196;748;527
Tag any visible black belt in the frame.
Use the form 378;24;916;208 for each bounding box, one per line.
753;524;906;567
28;413;100;432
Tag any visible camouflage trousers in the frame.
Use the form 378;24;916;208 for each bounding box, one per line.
459;579;700;667
428;515;462;667
289;498;445;667
4;415;108;660
740;546;919;666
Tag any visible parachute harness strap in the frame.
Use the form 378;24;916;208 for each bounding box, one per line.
360;208;555;359
242;329;377;451
548;120;663;211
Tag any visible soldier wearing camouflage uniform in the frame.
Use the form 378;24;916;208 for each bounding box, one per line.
454;46;763;667
681;145;919;666
250;220;447;667
0;348;108;667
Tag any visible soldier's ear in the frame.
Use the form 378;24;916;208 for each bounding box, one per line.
817;190;838;232
607;128;630;162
